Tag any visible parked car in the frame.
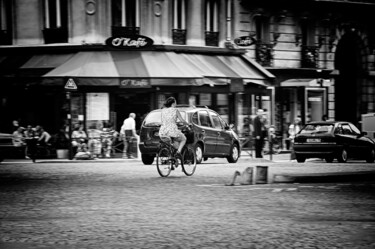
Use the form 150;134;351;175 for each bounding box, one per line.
139;105;241;165
293;121;375;163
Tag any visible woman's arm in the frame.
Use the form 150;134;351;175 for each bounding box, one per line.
176;109;189;125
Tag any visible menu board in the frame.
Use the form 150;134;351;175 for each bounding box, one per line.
86;93;109;121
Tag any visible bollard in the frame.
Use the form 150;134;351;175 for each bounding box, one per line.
256;166;268;184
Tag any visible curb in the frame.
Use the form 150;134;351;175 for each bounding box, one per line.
273;171;375;183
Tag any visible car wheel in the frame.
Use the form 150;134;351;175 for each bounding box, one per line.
226;144;239;163
195;144;203;164
296;155;306;163
141;154;154;165
366;149;375;163
337;148;348;163
325;156;334;163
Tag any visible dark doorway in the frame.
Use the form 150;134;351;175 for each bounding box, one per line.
114;93;151;133
334;30;362;124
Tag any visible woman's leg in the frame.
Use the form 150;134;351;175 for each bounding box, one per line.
177;134;187;153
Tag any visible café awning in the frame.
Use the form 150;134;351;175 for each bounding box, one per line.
42;51;274;87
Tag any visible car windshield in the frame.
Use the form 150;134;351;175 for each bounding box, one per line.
300;124;334;134
143;110;187;127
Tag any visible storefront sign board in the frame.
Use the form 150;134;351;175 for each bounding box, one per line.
120;79;151;88
105;35;154;49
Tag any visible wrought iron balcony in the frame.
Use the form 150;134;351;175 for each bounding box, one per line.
301;45;319;68
255;42;274;67
172;29;186;45
205;31;219;47
0;30;12;45
111;26;140;37
42;27;68;44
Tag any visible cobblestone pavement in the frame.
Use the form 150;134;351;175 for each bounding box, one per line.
0;159;375;249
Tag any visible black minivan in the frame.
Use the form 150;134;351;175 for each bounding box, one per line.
139;105;241;165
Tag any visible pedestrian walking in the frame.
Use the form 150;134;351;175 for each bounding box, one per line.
253;109;266;158
120;113;138;159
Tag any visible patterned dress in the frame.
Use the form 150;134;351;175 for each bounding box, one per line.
159;107;184;138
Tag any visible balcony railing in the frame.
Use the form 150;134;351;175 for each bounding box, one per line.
301;46;319;68
112;26;140;37
205;31;219;47
0;30;12;45
43;27;68;44
172;29;186;45
255;42;274;67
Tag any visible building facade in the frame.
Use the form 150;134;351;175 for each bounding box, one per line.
1;0;374;145
238;0;375;138
0;0;274;138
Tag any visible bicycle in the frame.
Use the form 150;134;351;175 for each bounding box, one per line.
156;135;197;177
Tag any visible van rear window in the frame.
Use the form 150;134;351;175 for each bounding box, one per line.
143;110;187;127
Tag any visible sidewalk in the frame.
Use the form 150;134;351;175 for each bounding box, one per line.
1;151;375;184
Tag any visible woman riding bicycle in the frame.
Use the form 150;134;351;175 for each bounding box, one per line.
159;97;189;157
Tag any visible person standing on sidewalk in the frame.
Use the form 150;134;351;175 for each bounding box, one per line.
253;109;266;158
120;113;138;159
288;116;302;160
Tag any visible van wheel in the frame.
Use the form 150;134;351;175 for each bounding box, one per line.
296;155;306;163
337;148;348;163
227;144;239;163
141;154;154;165
195;144;203;164
366;149;375;163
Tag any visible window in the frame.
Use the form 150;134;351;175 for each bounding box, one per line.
205;0;219;46
0;0;12;45
301;19;315;46
112;0;140;36
341;124;353;135
192;112;199;125
254;15;270;43
300;18;318;68
210;111;223;129
225;0;232;41
172;0;187;44
348;123;361;135
43;0;68;43
198;111;212;127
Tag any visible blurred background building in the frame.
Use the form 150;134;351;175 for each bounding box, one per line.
0;0;374;143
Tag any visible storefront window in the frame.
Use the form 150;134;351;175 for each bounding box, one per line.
71;93;84;127
200;93;212;107
86;92;110;131
216;93;228;122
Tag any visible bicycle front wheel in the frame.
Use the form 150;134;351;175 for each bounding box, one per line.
182;146;197;176
156;147;172;177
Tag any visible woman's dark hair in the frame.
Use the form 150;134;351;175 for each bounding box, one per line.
164;97;176;108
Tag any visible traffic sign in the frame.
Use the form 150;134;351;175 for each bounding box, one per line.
65;78;78;90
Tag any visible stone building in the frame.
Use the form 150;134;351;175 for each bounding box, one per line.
1;0;374;144
237;0;375;137
0;0;274;138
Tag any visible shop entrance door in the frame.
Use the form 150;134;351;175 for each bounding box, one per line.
306;88;326;122
114;93;151;132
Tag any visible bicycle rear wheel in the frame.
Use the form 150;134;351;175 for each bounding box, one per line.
156;147;172;177
182;146;197;176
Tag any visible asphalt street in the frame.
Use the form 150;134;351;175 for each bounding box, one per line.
1;155;375;249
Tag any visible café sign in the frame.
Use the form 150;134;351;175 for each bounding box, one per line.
105;35;154;49
234;36;256;47
120;79;151;88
